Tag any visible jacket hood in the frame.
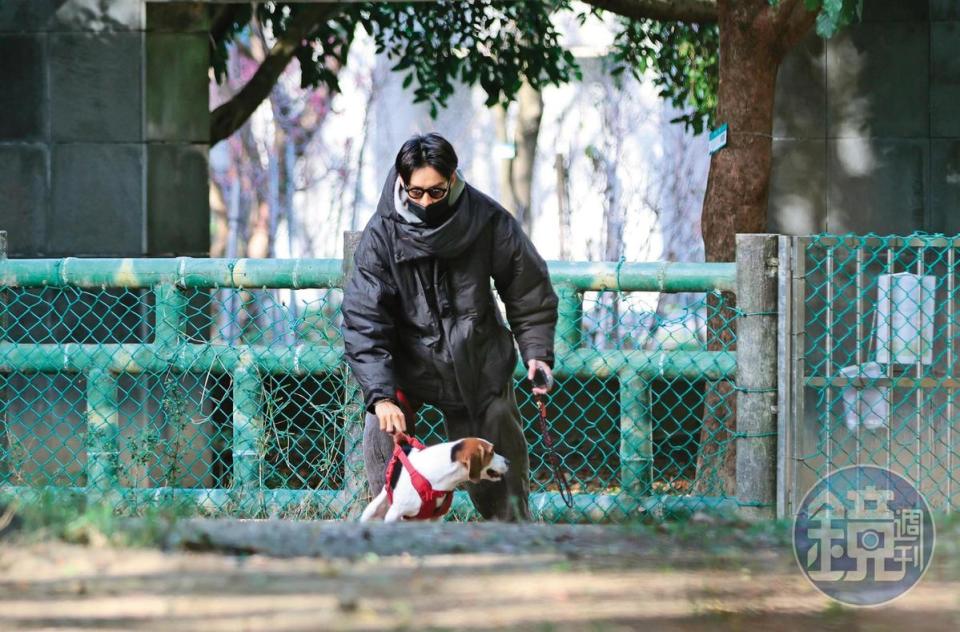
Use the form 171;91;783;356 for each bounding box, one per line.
377;166;495;261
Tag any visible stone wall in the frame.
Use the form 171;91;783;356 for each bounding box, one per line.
770;0;960;236
0;0;209;258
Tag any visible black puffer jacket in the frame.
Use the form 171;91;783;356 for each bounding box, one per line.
342;167;558;420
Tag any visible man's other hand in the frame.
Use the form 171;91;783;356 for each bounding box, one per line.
527;359;554;396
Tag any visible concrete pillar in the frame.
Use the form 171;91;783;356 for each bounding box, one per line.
735;234;779;519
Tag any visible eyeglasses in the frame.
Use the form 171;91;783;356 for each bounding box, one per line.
404;184;449;200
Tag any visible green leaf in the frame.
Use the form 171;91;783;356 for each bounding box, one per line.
823;0;843;15
609;17;719;134
815;9;840;37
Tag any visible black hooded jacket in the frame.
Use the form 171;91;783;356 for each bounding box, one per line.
341;167;558;420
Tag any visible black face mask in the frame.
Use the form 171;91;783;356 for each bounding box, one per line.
408;196;454;227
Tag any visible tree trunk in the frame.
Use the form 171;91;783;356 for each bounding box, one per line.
495;81;543;235
601;149;624;350
695;0;813;494
209;179;229;258
494;104;515;217
701;2;779;264
513;82;544;235
555;153;572;261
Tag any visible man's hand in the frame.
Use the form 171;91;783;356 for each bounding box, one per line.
374;399;406;433
527;359;554;396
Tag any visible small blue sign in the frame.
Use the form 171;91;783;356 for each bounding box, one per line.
709;123;728;155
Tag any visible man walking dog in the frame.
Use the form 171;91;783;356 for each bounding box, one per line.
342;132;558;521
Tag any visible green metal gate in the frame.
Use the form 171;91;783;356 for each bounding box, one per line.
781;233;960;516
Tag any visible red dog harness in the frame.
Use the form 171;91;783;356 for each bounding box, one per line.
383;390;453;520
384;432;453;520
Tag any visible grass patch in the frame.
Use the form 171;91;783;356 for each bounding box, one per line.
621;506;794;552
1;490;195;548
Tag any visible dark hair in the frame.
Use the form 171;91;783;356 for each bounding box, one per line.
395;133;458;182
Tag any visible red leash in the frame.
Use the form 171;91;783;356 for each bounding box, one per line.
532;369;574;508
394;389;417;421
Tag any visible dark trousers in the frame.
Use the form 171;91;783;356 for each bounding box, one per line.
362;382;530;521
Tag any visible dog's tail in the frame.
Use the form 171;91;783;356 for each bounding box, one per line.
359;487;390;522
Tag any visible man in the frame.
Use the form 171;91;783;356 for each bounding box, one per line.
341;132;558;521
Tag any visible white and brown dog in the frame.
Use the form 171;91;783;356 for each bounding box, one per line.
360;437;509;522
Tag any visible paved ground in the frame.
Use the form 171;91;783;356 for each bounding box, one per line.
0;518;957;631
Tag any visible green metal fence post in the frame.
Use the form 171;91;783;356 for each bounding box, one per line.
86;366;120;503
555;283;582;357
151;282;187;493
620;371;652;500
232;359;263;514
734;234;779;519
0;231;8;482
339;231;365;517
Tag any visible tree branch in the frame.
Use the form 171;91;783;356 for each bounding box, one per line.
210;4;339;145
583;0;718;24
777;0;817;56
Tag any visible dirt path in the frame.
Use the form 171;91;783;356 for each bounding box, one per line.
0;520;957;631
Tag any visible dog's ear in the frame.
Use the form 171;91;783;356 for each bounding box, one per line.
468;449;484;483
452;439;488;483
477;440;494;470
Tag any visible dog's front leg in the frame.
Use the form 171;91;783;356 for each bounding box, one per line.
359;488;390;522
383;503;406;522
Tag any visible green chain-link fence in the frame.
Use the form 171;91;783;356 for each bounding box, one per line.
1;251;754;521
789;233;960;515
